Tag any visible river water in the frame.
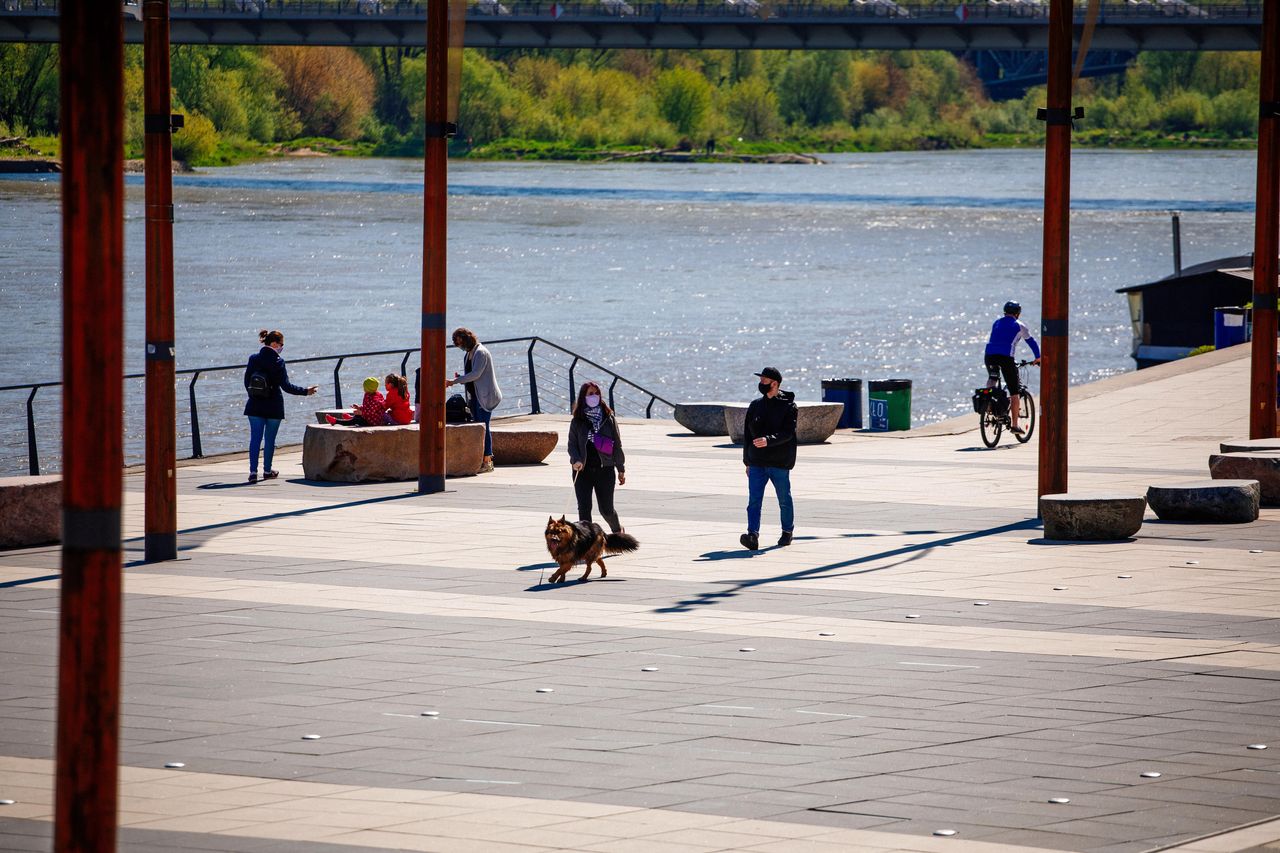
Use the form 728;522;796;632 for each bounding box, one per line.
0;149;1256;474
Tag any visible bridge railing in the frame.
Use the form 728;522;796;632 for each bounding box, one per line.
0;0;1264;18
0;336;675;476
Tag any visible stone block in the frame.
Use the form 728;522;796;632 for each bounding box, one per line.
0;475;61;549
491;429;558;465
1209;453;1280;505
724;401;845;445
302;422;485;482
1146;479;1259;524
674;402;735;436
1219;438;1280;455
1039;493;1146;541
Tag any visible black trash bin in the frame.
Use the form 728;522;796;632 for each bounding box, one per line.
821;378;863;429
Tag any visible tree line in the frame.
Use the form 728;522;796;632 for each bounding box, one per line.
0;44;1260;164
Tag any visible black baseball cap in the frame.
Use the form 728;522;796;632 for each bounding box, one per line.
754;367;783;383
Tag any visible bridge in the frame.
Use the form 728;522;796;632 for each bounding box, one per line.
0;0;1264;52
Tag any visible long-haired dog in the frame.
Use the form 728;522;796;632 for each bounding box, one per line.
544;516;639;583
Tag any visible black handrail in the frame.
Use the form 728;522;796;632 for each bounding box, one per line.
0;336;675;475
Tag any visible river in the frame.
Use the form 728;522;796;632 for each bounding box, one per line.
0;149;1256;474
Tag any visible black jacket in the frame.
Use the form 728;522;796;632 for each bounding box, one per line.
567;411;626;473
743;390;798;470
243;346;309;420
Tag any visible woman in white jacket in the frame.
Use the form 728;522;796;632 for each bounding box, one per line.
445;327;503;472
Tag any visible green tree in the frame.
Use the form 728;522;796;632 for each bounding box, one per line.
778;53;849;127
654;66;713;136
724;76;780;139
0;45;59;136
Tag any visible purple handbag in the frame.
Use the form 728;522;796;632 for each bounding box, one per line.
592;432;615;456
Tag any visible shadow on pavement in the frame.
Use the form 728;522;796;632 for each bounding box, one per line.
659;518;1041;614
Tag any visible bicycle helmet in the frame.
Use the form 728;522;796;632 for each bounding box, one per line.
1003;301;1022;315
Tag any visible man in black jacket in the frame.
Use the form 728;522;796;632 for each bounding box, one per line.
740;367;798;551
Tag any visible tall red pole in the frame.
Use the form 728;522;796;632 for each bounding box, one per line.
1251;0;1279;440
144;0;178;561
1037;0;1073;499
419;0;450;493
56;1;125;850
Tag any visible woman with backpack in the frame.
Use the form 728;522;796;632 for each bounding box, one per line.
444;327;502;473
244;329;317;482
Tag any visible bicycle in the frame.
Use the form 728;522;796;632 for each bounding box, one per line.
973;360;1037;449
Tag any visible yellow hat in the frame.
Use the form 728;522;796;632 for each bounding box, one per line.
363;377;380;393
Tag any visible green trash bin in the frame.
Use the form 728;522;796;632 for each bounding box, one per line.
867;379;912;431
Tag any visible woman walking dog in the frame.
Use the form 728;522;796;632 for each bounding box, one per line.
567;381;627;534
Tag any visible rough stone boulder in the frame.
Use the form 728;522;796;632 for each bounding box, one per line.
724;401;844;445
302;422;485;482
1146;479;1259;524
491;428;558;465
0;475;61;549
1039;493;1146;541
1209;453;1280;505
674;402;735;436
1219;438;1280;455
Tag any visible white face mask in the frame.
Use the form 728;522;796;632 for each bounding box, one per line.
585;394;601;408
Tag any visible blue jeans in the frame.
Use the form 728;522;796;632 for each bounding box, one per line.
473;403;493;457
747;466;794;534
248;416;282;474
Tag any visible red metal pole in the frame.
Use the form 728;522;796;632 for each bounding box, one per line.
56;1;125;850
144;0;178;561
419;0;449;493
1037;0;1073;499
1251;0;1279;440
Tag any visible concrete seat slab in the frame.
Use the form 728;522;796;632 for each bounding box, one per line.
491;428;558;465
1146;479;1260;523
724;401;845;445
1209;453;1280;505
0;475;60;549
302;422;484;482
1039;492;1146;541
673;402;737;436
1219;438;1280;454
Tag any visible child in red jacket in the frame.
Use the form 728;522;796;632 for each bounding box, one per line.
327;377;386;426
383;373;414;425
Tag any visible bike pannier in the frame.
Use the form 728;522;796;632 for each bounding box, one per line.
989;387;1010;416
972;388;992;414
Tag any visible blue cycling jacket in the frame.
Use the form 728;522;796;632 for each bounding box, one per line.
985;315;1041;359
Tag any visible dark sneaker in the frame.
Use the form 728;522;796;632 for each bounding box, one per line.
778;530;793;547
263;470;279;480
739;532;759;551
1010;425;1025;436
247;473;258;483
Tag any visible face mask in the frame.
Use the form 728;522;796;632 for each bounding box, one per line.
585;394;601;408
758;382;772;395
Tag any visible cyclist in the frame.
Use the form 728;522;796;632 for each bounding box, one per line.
984;301;1041;435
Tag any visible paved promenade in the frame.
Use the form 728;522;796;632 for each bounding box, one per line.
1;346;1278;853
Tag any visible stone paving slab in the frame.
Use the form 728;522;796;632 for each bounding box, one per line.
2;348;1279;852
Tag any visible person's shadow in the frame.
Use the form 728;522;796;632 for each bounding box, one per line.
196;481;264;490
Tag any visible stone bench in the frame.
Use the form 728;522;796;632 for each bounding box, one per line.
302;422;484;482
1039;493;1146;541
0;475;60;549
1209;453;1280;505
1219;438;1280;454
724;401;844;445
491;428;558;465
1146;479;1260;524
674;402;736;436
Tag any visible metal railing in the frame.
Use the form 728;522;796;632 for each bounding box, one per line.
0;336;675;476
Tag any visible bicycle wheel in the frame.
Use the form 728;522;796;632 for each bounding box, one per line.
979;412;1002;448
1016;391;1036;444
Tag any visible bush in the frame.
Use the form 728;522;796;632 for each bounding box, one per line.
1212;90;1257;138
171;111;218;164
1162;90;1212;132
